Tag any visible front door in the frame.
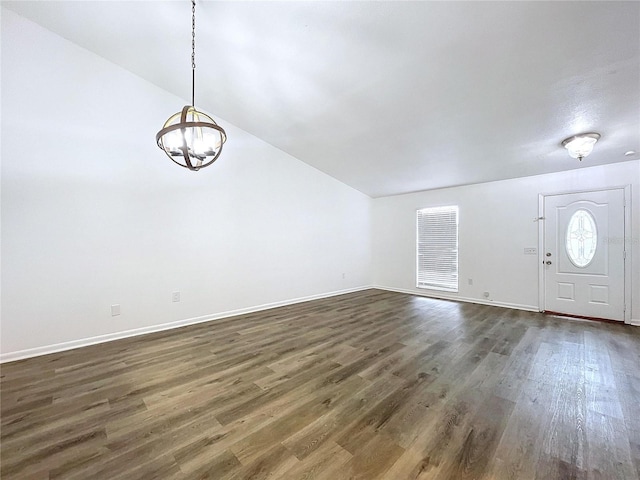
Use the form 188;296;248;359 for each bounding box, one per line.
543;189;625;321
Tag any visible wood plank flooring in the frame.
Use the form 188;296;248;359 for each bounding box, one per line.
1;289;639;479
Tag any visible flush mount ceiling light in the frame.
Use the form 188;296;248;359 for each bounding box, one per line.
156;0;226;171
561;132;600;161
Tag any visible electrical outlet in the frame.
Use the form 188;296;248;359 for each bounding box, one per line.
524;247;537;255
468;278;473;285
342;273;346;279
172;292;180;303
111;304;121;316
483;291;490;299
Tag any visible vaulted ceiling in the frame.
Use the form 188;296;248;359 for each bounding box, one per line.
4;1;639;197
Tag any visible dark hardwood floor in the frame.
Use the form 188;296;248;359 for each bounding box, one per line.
1;289;639;479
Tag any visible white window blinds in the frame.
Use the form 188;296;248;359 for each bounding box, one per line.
417;205;459;292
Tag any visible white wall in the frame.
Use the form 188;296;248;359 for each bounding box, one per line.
2;8;638;361
373;161;640;320
0;9;373;359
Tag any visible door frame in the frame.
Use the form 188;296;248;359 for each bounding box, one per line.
537;185;632;323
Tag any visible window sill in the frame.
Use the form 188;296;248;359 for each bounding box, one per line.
416;285;459;293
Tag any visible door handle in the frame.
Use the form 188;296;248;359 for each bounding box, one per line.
545;260;552;265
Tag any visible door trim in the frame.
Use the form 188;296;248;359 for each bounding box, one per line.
537;185;632;324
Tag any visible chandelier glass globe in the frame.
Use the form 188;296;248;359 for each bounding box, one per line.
156;106;226;171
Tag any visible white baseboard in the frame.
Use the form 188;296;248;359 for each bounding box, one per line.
6;285;625;363
372;285;539;312
0;286;373;363
630;318;640;327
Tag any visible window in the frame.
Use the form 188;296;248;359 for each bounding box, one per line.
417;205;459;292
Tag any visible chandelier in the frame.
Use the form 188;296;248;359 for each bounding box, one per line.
156;1;227;171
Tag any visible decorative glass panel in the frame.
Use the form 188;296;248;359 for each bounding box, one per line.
565;209;597;268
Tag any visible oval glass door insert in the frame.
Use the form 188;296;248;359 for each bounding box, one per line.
565;209;597;267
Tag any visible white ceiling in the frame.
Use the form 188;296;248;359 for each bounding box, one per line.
4;1;639;197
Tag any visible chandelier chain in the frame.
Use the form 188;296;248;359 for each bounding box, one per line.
191;0;196;106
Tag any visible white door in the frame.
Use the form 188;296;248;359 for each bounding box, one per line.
543;189;625;321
